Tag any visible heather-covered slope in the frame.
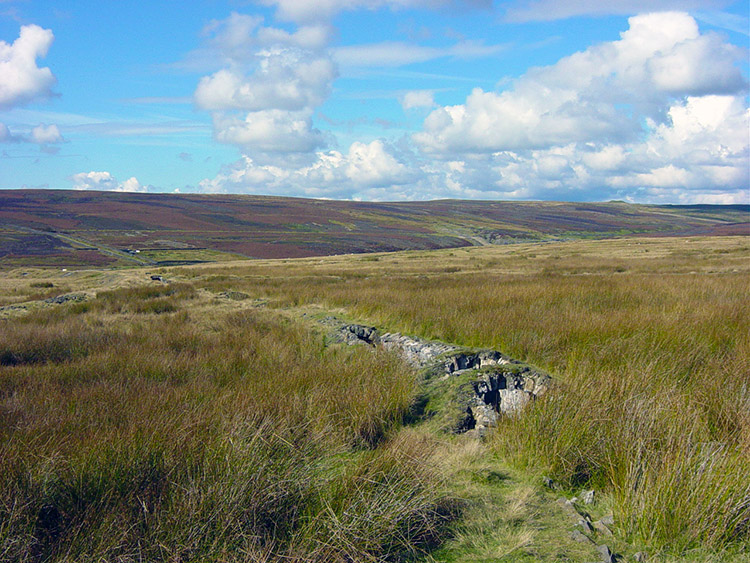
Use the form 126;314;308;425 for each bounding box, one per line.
1;189;747;266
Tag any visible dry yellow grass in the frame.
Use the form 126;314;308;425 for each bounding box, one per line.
2;235;748;558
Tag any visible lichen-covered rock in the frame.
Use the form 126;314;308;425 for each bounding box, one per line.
380;333;458;367
325;317;551;436
44;293;87;304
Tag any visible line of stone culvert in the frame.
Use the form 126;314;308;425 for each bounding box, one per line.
321;317;551;438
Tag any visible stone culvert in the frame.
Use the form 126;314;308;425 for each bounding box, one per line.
327;319;551;437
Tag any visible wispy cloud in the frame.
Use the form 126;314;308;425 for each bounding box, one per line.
121;96;193;105
70;120;208;137
334;40;507;68
694;10;750;35
502;0;731;22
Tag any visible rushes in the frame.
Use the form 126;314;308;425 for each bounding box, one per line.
0;290;454;561
2;236;747;558
183;238;749;554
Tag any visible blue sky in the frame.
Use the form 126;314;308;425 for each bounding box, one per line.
1;0;748;203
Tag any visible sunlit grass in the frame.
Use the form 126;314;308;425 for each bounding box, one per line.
0;287;455;561
2;235;748;559
171;236;750;554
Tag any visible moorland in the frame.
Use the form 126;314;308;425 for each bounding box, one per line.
1;189;748;266
0;193;748;563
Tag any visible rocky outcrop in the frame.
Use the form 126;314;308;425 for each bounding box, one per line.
467;367;549;435
43;293;87;304
330;320;550;436
379;332;458;367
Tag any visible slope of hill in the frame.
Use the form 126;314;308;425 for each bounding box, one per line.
1;189;747;267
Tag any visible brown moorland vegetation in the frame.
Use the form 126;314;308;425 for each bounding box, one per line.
1;235;748;561
2;190;748;266
174;236;749;557
0;285;457;561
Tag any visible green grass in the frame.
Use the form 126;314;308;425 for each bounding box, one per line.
0;287;457;561
2;235;748;561
173;236;750;557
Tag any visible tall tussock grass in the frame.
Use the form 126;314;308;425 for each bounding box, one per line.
190;243;749;555
0;289;455;561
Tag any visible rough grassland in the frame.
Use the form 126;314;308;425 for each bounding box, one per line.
0;286;456;561
174;236;749;557
1;235;748;561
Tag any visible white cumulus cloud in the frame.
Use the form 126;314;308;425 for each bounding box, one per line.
193;12;338;162
71;171;147;192
0;122;65;146
401;90;436;110
195;50;336;112
30;123;63;144
415;12;746;156
193;9;746;204
212;109;325;154
198;139;414;197
0;24;56;109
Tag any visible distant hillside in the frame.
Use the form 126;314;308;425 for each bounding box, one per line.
1;189;747;267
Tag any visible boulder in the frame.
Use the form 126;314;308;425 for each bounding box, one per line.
581;489;595;505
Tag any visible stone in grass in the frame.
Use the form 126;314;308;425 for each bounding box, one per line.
220;291;249;301
542;476;558;489
601;515;615;527
557;497;582;522
592;520;613;536
597;544;615;563
634;552;647;562
581;489;595;504
44;293;86;304
570;529;594;544
576;518;594;533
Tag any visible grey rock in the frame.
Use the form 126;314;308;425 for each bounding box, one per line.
597;544;615;563
346;324;380;345
218;291;249;301
570;529;594;544
44;293;86;304
327;321;383;347
577;518;594;533
592;520;613;536
380;332;458;367
581;489;595;504
322;316;551;434
634;552;647;562
557;497;581;521
601;515;614;527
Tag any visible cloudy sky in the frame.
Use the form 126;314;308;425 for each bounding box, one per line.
1;0;748;203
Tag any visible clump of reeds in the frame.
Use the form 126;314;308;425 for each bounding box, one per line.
187;244;750;554
0;288;456;561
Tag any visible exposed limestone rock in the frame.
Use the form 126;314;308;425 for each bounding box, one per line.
348;324;380;346
570;529;594;544
597;543;615;563
328;319;551;436
218;291;250;301
380;332;458;367
592;520;613;536
43;293;87;304
557;497;583;522
324;320;382;346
